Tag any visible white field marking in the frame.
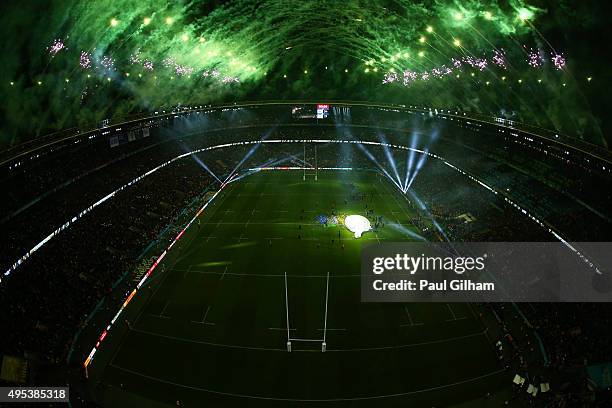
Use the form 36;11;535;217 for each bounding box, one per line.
205;235;217;242
220;266;228;280
323;272;330;343
129;326;488;352
130;328;285;351
160;301;169;316
268;327;296;331
131;256;177;330
275;210;289;213
467;303;479;320
289;338;323;342
327;330;488;352
109;363;506;401
446;317;468;322
284;272;290;343
168;268;361;278
191;306;215;325
203;222;319;226
317;328;346;331
404;306;413;325
446;303;457;320
264;237;283;240
400;306;424;327
444;303;467;321
187;269;228;275
148;300;171;319
183;265;192;279
228;192;282;197
379;179;415;225
372;181;408;233
375;232;381;244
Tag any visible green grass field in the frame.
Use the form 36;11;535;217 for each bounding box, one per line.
96;170;508;407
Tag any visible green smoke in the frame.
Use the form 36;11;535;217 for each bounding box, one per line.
0;0;607;147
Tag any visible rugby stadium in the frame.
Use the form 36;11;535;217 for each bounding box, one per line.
0;1;611;407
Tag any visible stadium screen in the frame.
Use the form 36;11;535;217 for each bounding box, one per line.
316;104;330;119
291;104;330;119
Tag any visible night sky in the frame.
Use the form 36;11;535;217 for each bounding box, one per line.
0;0;608;147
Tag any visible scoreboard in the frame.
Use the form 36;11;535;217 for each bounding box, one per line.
316;104;330;119
291;104;331;120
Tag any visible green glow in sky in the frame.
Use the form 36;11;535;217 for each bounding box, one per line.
0;0;606;146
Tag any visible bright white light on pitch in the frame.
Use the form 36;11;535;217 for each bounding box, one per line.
344;215;371;238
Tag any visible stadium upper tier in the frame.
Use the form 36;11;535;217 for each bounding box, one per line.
3;102;612;172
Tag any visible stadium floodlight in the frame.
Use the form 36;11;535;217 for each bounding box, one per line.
344;215;371;238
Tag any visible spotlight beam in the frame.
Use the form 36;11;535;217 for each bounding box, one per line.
407;190;451;242
355;142;403;191
378;132;402;187
224;127;276;183
180;142;222;183
387;222;427;241
403;133;419;191
190;153;222;183
227;155;293;184
405;148;430;191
